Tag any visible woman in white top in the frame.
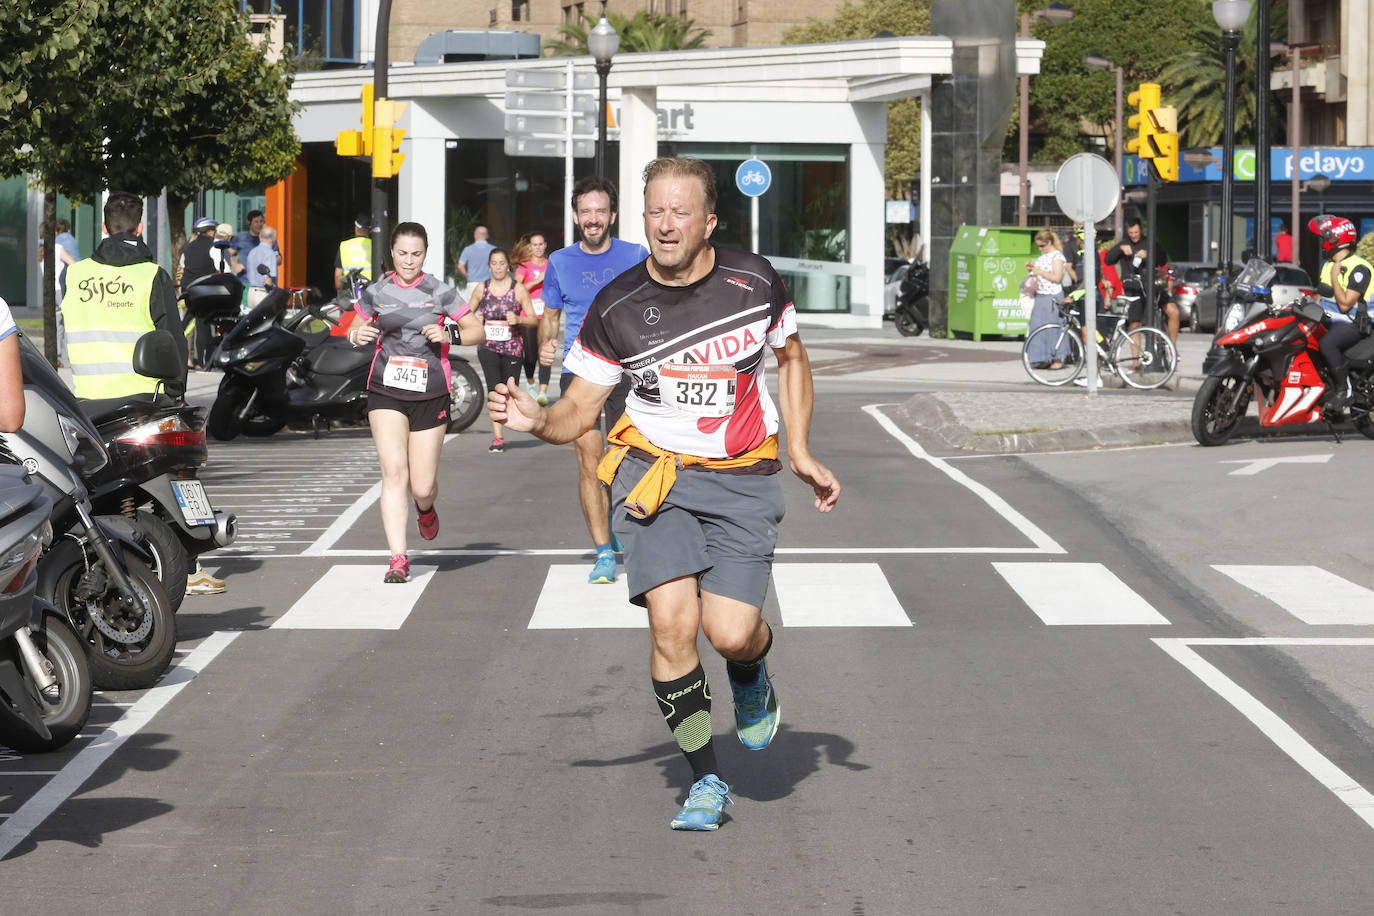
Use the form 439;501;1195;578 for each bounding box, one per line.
0;297;24;432
1024;230;1069;368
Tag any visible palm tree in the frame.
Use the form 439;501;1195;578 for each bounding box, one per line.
1158;17;1285;148
544;10;712;56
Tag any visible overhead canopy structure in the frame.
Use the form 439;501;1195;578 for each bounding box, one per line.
290;35;1045;327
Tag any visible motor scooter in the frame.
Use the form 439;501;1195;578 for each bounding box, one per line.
208;279;484;439
9;332;176;690
0;461;91;753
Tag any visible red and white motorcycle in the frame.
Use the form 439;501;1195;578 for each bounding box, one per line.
1191;259;1374;445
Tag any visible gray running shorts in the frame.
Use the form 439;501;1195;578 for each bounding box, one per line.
609;454;785;609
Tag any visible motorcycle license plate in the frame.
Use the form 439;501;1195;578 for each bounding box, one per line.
171;480;216;527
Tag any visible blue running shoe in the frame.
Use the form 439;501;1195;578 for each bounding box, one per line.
588;551;616;584
670;774;732;831
731;660;779;750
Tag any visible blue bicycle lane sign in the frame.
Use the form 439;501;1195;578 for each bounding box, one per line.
735;158;772;197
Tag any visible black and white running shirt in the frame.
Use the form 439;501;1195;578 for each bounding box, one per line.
564;246;798;458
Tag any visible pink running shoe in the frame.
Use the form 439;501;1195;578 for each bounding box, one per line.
489;437;505;453
416;502;439;540
384;554;410;583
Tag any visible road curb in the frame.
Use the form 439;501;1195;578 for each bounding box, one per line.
895;393;1194;454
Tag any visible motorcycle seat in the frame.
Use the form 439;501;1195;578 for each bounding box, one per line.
81;393;178;425
309;338;374;376
1345;335;1374;365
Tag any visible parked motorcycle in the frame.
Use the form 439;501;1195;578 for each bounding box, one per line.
891;261;929;337
1190;259;1374;446
11;332;176;690
207;286;484;440
83;378;236;611
0;461;92;753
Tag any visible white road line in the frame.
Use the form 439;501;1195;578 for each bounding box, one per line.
1155;637;1374;832
1220;454;1333;476
863;404;1065;554
0;631;240;859
773;563;910;627
1213;565;1374;625
528;566;643;629
993;562;1170;625
271;564;437;629
302;481;382;556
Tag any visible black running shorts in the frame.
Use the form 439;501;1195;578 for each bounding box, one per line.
367;390;450;431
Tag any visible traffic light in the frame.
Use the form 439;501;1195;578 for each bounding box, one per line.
335;84;375;159
1126;82;1162;159
1149;106;1180;182
371;98;407;179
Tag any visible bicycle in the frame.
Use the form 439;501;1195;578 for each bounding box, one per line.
1022;298;1178;389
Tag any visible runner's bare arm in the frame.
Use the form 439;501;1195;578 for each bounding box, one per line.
773;334;841;512
513;286;539;326
488;373;610;443
538;307;560;365
453;309;485;345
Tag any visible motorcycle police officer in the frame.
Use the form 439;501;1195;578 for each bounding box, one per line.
1311;215;1374;410
63;191;187;398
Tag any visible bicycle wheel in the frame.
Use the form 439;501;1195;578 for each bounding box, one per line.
1022;325;1085;386
1111;326;1177;389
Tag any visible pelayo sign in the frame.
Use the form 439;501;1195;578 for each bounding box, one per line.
1128;147;1374;183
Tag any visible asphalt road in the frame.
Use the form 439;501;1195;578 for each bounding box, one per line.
6;335;1374;914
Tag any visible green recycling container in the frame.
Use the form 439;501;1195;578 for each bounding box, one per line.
947;225;1040;340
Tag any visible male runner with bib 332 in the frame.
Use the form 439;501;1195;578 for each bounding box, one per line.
490;157;841;831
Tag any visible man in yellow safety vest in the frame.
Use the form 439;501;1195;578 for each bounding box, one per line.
334;213;373;293
63;191;186;399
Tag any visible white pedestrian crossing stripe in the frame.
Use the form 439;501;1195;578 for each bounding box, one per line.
273;564;437;629
773;563;910;627
527;563;911;629
993;562;1170;626
1213;565;1374;625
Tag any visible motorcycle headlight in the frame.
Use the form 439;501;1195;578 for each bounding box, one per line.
1222;304;1247;332
0;521;49;596
57;414;109;473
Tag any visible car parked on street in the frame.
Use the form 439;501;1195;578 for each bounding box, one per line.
1166;261;1217;327
1189;262;1314;333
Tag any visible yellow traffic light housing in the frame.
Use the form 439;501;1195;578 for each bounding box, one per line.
336;84;376;159
1126;82;1162;159
371;98;407;179
1148;106;1179;181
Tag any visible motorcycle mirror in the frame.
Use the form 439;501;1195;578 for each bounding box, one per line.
132;330;185;381
257;264;270;275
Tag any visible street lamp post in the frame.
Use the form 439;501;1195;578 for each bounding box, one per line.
588;15;619;179
1254;0;1271;259
1018;3;1073;227
1210;0;1251;355
1083;54;1124;238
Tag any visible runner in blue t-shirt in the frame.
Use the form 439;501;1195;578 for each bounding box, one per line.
537;176;648;585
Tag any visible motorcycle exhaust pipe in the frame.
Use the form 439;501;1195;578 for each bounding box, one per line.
13;626;59;701
211;511;237;548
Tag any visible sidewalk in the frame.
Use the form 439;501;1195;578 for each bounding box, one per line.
803;325;1211;454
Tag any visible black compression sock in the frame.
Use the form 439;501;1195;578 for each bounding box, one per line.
726;625;773;684
653;665;719;780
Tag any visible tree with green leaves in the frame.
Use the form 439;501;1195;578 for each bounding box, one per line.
0;0;299;365
1021;0;1217;164
545;10;712;56
1158;3;1287;148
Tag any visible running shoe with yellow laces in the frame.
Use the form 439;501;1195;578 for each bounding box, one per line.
384;554;410;584
669;774;732;831
731;660;779;750
588;550;616;584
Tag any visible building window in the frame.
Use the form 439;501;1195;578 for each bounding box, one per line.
511;0;527;21
239;0;357;63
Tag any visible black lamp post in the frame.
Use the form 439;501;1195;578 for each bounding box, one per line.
1205;0;1251;369
1254;0;1271;259
588;15;619;179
